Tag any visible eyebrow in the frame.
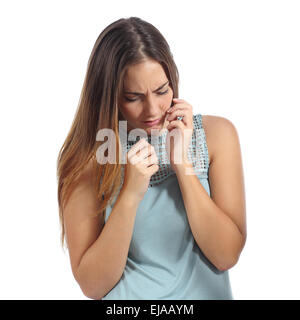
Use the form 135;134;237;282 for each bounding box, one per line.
124;80;169;95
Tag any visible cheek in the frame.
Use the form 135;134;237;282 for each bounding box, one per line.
120;105;140;120
164;89;173;106
167;88;174;100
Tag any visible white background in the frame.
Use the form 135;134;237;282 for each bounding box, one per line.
0;0;299;299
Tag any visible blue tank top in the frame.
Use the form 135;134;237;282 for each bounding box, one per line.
102;113;234;300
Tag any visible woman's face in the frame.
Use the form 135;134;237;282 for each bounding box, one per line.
119;59;174;136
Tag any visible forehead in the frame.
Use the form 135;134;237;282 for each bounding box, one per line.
123;60;167;89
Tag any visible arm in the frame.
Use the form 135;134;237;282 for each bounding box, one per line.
77;189;139;299
174;116;247;271
64;162;140;300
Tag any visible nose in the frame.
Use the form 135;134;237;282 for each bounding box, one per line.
143;95;163;118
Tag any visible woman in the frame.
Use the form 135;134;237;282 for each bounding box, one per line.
57;17;247;300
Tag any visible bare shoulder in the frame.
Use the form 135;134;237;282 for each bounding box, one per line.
201;114;240;164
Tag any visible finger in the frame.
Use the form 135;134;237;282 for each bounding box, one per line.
167;120;186;132
167;111;189;125
148;163;159;175
167;106;186;114
172;98;185;103
128;138;148;157
142;153;159;167
130;144;155;165
166;108;189;122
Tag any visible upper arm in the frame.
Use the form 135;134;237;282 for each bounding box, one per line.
203;115;247;244
63;160;105;282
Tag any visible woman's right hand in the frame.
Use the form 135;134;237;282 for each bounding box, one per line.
121;138;159;203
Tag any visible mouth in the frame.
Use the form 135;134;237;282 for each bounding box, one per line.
142;118;162;127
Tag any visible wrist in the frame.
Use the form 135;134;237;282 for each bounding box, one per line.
173;160;194;174
119;187;142;206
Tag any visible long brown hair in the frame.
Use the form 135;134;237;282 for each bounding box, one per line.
56;17;179;250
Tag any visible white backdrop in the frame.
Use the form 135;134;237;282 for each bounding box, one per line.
0;0;299;299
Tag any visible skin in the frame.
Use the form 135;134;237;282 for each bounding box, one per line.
63;60;246;300
119;59;174;136
118;59;247;270
174;115;247;270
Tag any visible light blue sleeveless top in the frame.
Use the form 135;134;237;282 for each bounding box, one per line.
101;113;234;300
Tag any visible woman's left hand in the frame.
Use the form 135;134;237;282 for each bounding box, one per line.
165;98;194;171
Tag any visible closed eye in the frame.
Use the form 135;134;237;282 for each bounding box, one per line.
125;89;169;102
